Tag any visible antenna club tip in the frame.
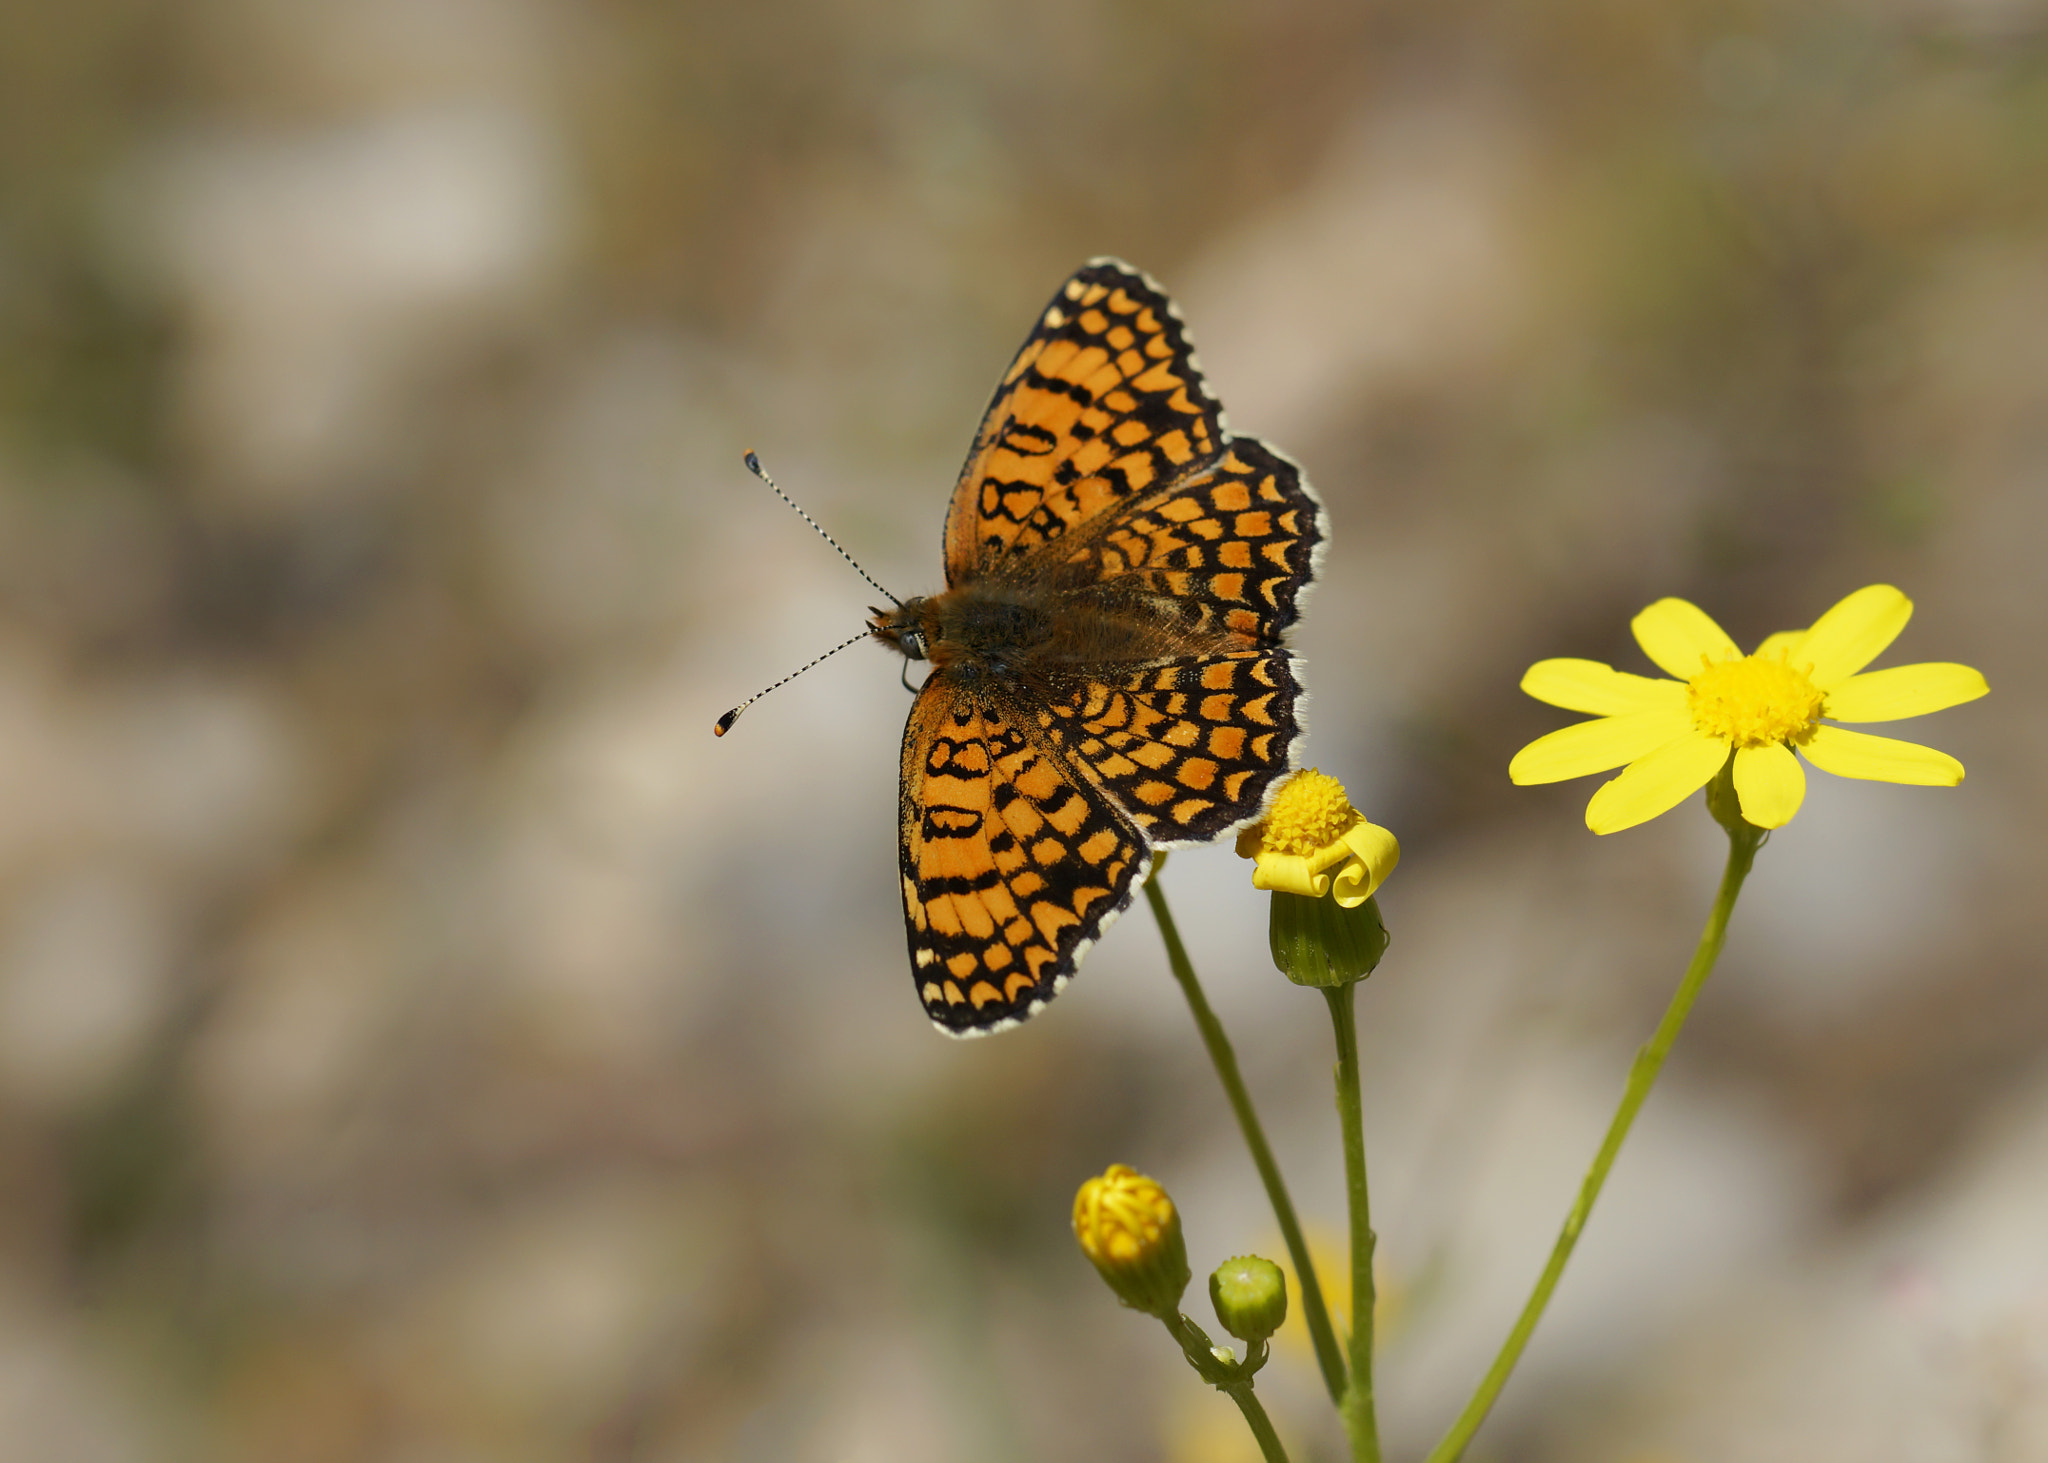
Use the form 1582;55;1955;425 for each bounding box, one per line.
714;709;739;737
743;449;763;475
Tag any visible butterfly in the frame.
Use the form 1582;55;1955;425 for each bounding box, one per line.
870;259;1326;1035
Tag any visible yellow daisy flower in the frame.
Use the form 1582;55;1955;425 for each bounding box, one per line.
1510;584;1988;834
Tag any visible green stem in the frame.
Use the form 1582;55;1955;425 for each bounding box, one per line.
1423;814;1764;1463
1325;983;1381;1463
1145;866;1350;1406
1224;1382;1293;1463
1162;1314;1293;1463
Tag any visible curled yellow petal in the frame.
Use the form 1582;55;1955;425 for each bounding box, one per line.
1797;584;1912;688
1585;730;1729;834
1732;742;1805;828
1250;849;1331;899
1800;724;1963;786
1509;706;1694;785
1632;598;1740;679
1823;662;1989;723
1754;628;1807;659
1520;658;1685;715
1329;821;1401;908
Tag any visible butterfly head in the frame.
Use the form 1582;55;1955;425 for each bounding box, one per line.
870;598;936;662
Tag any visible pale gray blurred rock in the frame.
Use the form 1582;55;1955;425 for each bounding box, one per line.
134;107;571;509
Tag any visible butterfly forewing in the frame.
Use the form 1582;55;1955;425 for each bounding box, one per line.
944;260;1228;585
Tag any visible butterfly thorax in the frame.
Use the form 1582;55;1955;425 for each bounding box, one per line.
871;582;1203;682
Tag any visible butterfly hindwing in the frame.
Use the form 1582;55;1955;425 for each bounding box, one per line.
944;259;1227;586
1027;435;1326;647
899;677;1147;1035
1034;651;1306;846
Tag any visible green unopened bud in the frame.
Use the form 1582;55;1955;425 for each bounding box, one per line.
1209;1254;1288;1344
1269;890;1389;987
1073;1164;1191;1320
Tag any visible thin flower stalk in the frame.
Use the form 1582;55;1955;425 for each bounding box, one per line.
1424;767;1764;1463
1161;1312;1293;1463
1144;862;1350;1405
1326;982;1381;1463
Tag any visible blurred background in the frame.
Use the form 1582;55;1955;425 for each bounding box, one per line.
1;0;2044;1458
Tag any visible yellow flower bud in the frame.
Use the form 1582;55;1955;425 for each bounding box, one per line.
1073;1164;1191;1320
1236;769;1400;909
1238;769;1397;986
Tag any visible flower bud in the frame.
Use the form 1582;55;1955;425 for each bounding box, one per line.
1236;769;1400;909
1209;1254;1288;1344
1237;769;1397;986
1073;1164;1191;1320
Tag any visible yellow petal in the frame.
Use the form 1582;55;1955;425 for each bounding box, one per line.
1330;822;1401;908
1732;742;1805;828
1823;662;1989;723
1795;585;1911;688
1632;598;1741;679
1306;837;1354;878
1520;659;1686;715
1755;629;1807;658
1508;707;1694;785
1584;730;1729;834
1800;724;1963;786
1251;850;1331;898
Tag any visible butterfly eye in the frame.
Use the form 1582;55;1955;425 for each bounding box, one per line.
900;629;928;661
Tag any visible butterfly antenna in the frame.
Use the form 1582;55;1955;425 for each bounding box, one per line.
744;450;900;606
714;628;871;737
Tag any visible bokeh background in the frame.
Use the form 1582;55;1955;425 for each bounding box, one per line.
2;0;2045;1459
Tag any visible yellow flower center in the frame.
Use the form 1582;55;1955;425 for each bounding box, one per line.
1260;769;1356;856
1685;653;1825;748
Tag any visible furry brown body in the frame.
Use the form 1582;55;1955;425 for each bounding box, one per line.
871;580;1226;691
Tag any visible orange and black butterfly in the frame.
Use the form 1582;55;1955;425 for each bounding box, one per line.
867;259;1326;1035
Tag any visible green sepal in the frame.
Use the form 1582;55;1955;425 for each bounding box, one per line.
1269;891;1388;987
1704;755;1769;851
1704;754;1744;834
